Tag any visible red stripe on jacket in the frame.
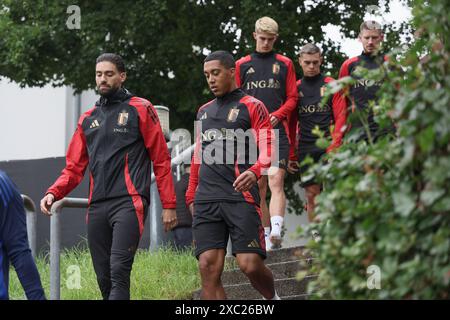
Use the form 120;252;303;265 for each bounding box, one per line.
124;153;145;236
324;76;347;153
128;97;176;209
270;54;299;122
185;101;214;206
240;95;273;179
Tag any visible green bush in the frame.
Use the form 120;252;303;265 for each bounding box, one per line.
299;0;450;299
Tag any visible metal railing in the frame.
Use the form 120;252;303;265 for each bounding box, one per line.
47;143;194;299
49;197;88;300
151;143;195;184
21;194;37;259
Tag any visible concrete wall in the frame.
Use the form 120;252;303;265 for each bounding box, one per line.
0;77;98;162
0;77;66;161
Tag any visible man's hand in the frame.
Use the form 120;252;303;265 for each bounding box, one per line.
189;203;194;217
287;160;299;174
269;115;279;127
40;193;55;216
162;209;177;232
233;170;257;192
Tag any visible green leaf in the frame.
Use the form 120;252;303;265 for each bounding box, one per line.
420;189;445;206
392;191;416;217
417;126;435;153
316;137;330;150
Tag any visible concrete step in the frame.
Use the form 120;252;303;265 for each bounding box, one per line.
192;276;316;300
265;246;309;264
221;259;313;285
225;246;311;268
224;276;315;300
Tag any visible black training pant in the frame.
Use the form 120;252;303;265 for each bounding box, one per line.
87;196;147;300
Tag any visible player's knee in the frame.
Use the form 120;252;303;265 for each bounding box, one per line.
268;174;284;192
237;255;262;277
110;250;134;276
198;256;221;277
238;260;259;277
305;186;320;202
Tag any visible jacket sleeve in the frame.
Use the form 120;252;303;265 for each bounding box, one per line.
185;122;201;206
327;64;351;153
243;97;274;179
271;59;298;121
46;116;89;201
326;77;347;153
136;100;176;209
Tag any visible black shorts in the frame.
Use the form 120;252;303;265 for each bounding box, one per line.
272;121;290;171
298;144;326;187
192;201;266;259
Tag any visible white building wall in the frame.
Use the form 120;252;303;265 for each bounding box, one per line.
80;90;98;114
64;86;98;150
0;77;98;161
0;77;67;161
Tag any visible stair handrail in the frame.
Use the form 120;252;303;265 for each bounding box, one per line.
49;197;89;300
21;194;37;259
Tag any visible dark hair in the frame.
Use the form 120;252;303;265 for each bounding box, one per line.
204;50;235;69
299;43;321;57
96;53;126;73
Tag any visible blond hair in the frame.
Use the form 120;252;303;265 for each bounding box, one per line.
255;16;278;35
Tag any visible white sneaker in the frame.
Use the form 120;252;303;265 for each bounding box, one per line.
269;230;282;249
311;230;321;242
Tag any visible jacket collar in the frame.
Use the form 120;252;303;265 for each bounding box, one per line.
95;87;133;107
253;51;275;59
216;88;244;104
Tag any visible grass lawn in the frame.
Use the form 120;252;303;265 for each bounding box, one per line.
8;244;201;300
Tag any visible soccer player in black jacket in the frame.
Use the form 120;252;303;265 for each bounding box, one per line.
186;51;279;300
335;20;394;142
40;53;177;300
288;44;346;227
235;17;298;250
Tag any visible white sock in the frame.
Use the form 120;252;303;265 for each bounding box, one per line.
270;216;284;236
264;227;271;238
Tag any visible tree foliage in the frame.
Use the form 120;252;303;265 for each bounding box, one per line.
0;0;408;131
298;0;449;299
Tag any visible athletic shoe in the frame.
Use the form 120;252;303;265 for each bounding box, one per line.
269;231;282;250
311;230;321;242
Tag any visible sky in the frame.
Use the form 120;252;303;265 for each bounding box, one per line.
323;0;412;57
